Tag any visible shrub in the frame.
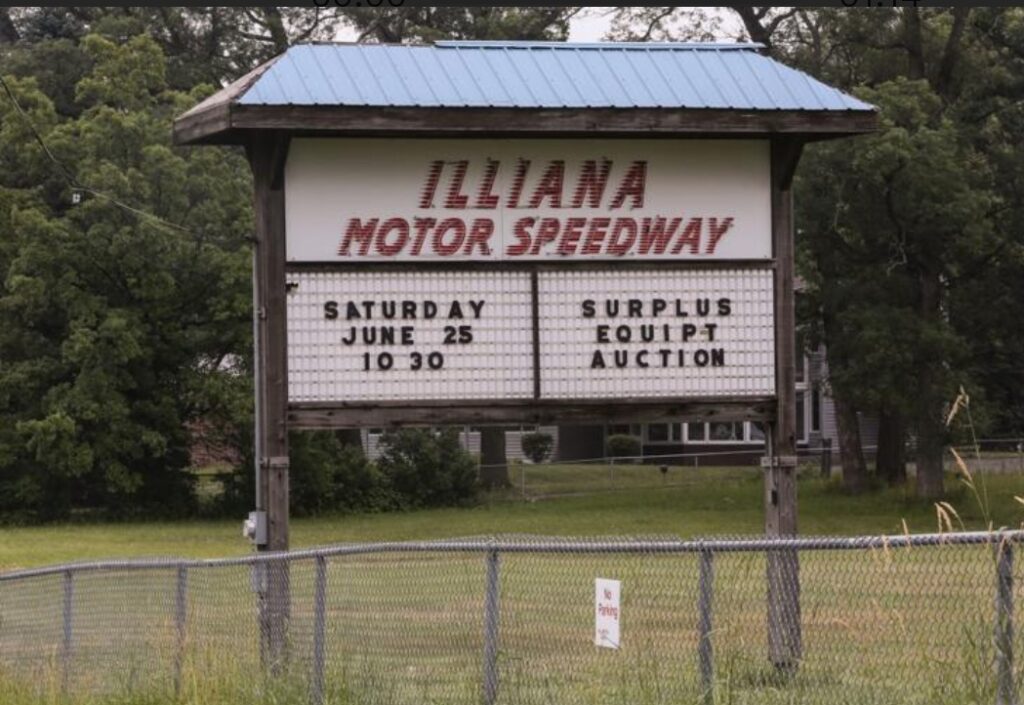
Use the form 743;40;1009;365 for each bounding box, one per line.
376;427;479;508
521;431;554;464
219;431;396;517
288;431;396;516
606;434;642;461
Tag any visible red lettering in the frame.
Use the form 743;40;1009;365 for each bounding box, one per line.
444;160;470;209
411;217;436;256
706;217;734;254
530;218;560;255
528;161;565;209
375;218;409;256
671;218;703;255
432;218;465;256
507;217;534;256
570;159;612;208
464;219;494;256
557;217;587;256
508;159;530;208
607;218;637;256
610;161;647;209
582;218;611;255
419;161;444;209
474;160;500;209
339;218;378;256
637;217;681;255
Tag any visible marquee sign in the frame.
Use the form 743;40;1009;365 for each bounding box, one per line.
286;268;774;404
284;137;776;421
285;139;771;262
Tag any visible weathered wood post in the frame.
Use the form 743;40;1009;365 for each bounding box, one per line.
249;132;291;672
765;138;803;674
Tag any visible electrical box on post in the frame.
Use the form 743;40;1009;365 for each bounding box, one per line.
242;510;267;545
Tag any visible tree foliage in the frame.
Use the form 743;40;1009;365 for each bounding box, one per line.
0;30;252;519
611;7;1024;498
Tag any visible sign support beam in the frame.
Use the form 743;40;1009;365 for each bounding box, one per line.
766;136;803;673
249;131;291;671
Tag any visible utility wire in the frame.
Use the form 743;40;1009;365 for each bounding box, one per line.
0;72;198;237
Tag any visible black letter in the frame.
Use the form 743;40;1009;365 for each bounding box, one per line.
324;301;338;320
582;299;596;318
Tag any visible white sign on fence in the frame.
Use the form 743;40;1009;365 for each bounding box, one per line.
285;138;771;262
595;578;621;649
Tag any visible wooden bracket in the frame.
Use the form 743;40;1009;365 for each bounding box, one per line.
246;131;291;190
771;138;805;191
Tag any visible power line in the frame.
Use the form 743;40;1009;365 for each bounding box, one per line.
0;72;198;237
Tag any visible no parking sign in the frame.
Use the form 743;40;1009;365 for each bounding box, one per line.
595;578;621;649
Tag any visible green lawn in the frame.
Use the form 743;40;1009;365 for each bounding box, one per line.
2;466;1024;705
2;465;1022;572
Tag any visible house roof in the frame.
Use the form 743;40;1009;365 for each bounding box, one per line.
173;41;877;145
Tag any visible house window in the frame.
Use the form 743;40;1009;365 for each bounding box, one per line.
686;423;706;441
811;387;821;433
708;422;744;442
646;423;682;444
748;422;766;442
796;392;807;442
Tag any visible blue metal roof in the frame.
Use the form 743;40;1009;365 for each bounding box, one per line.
235;41;874;112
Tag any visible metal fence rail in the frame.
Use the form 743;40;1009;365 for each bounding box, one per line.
1;531;1022;704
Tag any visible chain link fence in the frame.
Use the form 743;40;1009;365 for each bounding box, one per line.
1;531;1021;704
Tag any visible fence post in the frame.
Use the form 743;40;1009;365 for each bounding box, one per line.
820;439;832;479
61;569;73;693
996;537;1015;705
266;557;291;674
310;555;327;705
483;548;501;705
697;549;715;705
174;565;188;697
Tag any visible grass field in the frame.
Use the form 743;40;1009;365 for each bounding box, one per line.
2;465;1024;705
3;464;1024;572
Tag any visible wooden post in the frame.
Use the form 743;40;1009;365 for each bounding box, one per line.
765;137;803;674
249;132;291;672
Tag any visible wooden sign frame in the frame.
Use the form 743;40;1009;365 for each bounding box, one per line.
180;86;874;673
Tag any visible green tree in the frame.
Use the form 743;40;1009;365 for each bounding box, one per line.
0;33;252;519
612;7;1024;498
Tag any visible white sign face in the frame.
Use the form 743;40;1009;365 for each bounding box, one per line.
287;270;534;403
285;138;771;263
539;269;775;399
595;578;621;649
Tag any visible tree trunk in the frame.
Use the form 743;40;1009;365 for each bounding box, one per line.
479;427;510;489
876;406;907;486
0;9;19;43
914;400;946;500
834;392;868;493
914;271;947;500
